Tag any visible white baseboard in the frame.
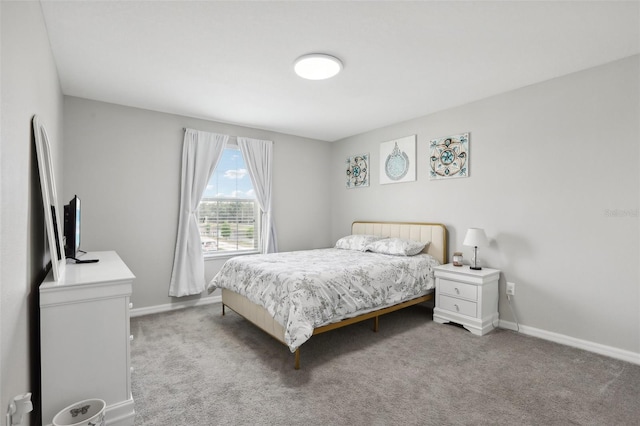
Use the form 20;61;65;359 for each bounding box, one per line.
130;295;221;318
499;319;640;366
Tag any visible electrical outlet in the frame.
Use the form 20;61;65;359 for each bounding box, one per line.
506;282;516;296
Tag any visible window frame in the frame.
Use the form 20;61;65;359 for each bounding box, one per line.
198;144;260;259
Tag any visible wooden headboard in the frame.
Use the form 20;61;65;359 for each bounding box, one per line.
351;221;448;264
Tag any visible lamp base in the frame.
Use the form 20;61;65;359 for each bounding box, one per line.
470;247;482;271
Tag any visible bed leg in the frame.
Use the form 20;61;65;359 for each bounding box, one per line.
222;304;226;316
294;349;300;370
373;315;379;332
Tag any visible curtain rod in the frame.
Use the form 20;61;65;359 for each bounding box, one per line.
182;128;271;144
183;127;235;135
183;127;237;139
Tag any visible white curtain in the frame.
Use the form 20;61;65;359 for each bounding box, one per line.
238;137;278;254
169;129;228;296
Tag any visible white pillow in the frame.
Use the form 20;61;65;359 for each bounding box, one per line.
365;238;428;256
335;234;383;251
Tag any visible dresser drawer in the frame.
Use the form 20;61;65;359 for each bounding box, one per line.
439;279;477;301
439;295;477;317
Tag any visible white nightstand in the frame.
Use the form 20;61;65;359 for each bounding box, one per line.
433;263;500;336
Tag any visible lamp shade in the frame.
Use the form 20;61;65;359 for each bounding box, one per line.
463;228;488;248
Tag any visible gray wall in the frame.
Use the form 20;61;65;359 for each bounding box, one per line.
1;1;64;423
330;56;639;355
63;97;332;309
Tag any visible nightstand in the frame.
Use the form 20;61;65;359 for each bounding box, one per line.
433;263;500;336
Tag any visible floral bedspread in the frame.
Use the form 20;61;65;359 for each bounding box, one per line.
207;248;440;352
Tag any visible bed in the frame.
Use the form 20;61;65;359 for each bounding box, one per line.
207;221;448;369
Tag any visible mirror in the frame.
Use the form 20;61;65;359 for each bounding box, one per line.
33;115;66;281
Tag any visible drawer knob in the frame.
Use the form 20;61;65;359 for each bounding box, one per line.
454;288;460;294
454;304;460;312
129;302;133;309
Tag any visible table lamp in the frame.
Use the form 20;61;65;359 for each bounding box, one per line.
463;228;488;270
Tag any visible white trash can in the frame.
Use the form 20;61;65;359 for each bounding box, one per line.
52;399;105;426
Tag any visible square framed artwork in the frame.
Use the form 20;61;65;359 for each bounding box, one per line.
429;133;469;180
379;135;416;184
346;153;369;188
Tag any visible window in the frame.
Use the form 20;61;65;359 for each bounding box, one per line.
198;146;259;256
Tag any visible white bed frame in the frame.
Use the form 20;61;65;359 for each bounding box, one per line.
221;221;448;369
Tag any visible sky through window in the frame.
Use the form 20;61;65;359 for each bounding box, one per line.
203;148;255;199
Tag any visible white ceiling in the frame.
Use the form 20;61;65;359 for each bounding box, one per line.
40;1;639;142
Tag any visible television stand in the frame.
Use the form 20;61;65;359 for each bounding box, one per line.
67;256;99;264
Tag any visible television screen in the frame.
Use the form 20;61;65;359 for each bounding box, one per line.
64;195;80;258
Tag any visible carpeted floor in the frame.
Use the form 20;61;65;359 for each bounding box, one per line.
130;303;640;425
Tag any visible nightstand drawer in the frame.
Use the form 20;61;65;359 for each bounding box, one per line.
439;279;477;301
439;295;477;317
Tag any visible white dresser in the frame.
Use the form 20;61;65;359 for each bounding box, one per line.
40;251;135;426
433;263;500;336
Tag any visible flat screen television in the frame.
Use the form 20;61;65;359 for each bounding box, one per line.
64;195;81;258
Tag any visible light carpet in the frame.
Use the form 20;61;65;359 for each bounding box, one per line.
130;303;640;425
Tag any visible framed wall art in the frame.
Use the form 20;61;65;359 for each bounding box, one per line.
429;132;469;180
346;153;369;188
379;135;416;184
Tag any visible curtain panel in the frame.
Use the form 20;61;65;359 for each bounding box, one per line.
169;129;228;296
238;137;278;254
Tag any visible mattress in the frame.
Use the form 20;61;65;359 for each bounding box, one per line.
207;248;440;352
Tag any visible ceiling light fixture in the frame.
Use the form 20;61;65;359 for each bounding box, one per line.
294;54;343;80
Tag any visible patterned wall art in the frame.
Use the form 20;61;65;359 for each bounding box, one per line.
346;153;369;188
379;135;416;184
429;132;469;180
